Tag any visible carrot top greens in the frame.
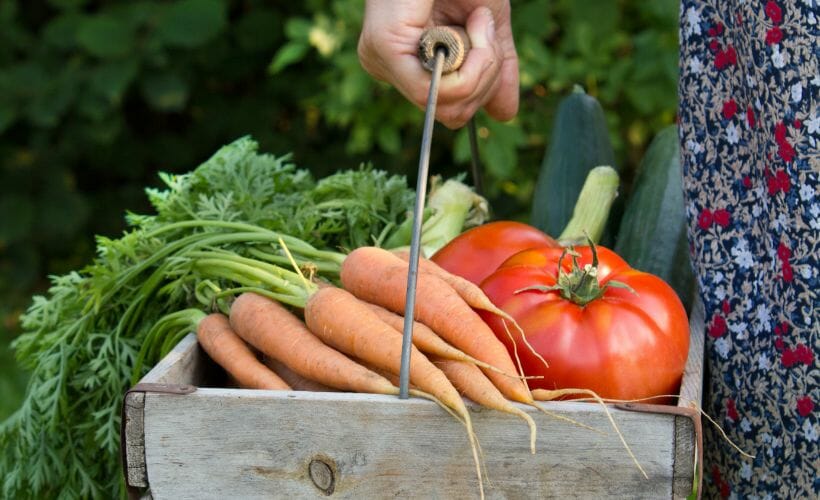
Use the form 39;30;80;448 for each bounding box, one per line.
0;137;486;499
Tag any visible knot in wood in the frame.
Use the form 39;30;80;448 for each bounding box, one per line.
308;457;336;495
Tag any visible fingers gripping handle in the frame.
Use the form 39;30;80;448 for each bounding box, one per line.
418;26;471;74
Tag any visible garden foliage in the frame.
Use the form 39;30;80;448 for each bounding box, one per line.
0;1;677;495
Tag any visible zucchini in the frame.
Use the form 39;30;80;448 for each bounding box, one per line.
530;85;616;238
557;165;619;246
614;125;695;310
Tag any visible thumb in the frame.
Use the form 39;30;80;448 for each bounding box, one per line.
465;6;496;50
436;6;502;121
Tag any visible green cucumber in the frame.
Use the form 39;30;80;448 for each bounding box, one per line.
530;85;617;238
614;125;695;310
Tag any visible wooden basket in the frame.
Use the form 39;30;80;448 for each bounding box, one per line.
122;303;705;499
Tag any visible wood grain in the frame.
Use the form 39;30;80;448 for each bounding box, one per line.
142;389;680;499
128;297;707;499
679;298;705;407
140;333;206;385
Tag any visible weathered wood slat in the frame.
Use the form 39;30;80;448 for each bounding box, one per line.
144;390;676;499
672;297;705;497
123;391;147;488
126;298;707;499
679;298;705;407
123;334;205;492
140;333;206;385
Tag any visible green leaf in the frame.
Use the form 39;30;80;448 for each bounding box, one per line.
43;13;82;50
235;10;281;51
89;60;139;105
140;72;188;112
156;0;226;48
268;42;308;74
0;102;15;133
0;194;35;244
481;120;526;179
376;125;400;154
36;186;89;240
453;128;470;164
512;0;553;39
76;15;134;58
76;90;111;122
47;0;89;9
26;69;79;128
284;18;312;40
348;123;373;154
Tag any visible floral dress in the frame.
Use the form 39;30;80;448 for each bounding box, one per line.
678;0;818;497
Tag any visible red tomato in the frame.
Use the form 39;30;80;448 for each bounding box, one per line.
431;221;559;285
479;245;690;402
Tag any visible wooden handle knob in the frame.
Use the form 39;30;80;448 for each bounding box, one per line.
418;26;471;74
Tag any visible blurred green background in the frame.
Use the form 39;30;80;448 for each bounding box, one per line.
0;0;678;420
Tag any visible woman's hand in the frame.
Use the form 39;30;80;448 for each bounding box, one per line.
357;0;518;129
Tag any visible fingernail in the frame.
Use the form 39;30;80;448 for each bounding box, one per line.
486;16;496;45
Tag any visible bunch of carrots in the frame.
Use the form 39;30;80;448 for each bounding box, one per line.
133;224;638;498
199;246;543;498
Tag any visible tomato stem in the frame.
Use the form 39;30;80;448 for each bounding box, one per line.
517;238;635;306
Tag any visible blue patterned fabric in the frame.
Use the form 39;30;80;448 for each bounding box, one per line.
678;0;818;497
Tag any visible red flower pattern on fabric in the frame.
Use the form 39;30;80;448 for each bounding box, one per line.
783;344;813;367
768;169;791;194
766;27;783;45
727;398;739;421
782;348;797;367
681;1;816;495
794;344;813;364
699;208;714;229
714;209;731;227
776;169;791;192
720;481;731;499
712;465;722;486
722;99;738;119
709;315;728;338
775;122;788;142
782;262;794;282
715;46;738;69
767;175;781;195
777;242;791;261
765;1;783;24
778;142;795;163
797;397;814;417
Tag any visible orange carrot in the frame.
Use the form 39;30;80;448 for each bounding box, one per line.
303;286;470;420
393;249;550;373
263;357;339;392
196;313;291;390
341;246;532;405
229;292;397;395
433;356;537;454
365;303;513;377
393;249;507;316
303;285;484;498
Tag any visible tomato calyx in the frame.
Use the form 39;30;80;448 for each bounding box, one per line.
515;241;635;306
